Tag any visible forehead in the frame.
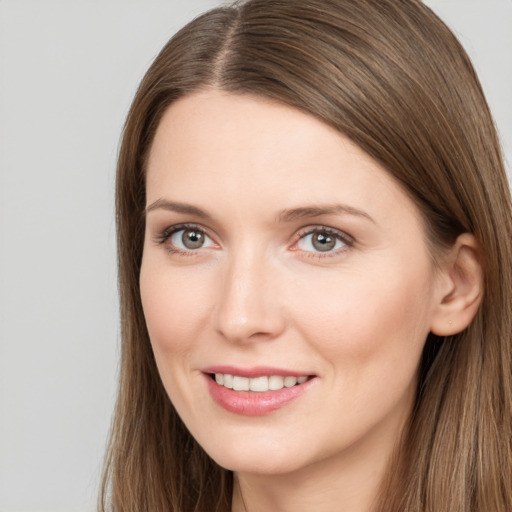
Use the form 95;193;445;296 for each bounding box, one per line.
145;89;422;230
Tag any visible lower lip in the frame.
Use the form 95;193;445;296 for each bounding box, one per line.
205;375;314;416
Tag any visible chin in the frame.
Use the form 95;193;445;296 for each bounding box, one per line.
214;453;305;476
201;435;310;476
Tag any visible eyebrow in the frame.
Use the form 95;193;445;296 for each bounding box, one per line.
144;199;211;218
277;204;375;224
144;199;375;224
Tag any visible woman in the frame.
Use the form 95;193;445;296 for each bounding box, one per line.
100;0;512;510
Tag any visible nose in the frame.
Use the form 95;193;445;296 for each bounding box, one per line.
214;249;286;344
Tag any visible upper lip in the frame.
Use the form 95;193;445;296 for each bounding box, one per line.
202;365;313;378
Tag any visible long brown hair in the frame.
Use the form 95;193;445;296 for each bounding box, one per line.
100;1;512;510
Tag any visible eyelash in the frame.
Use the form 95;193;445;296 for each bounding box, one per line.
153;223;354;258
293;226;354;259
154;223;214;256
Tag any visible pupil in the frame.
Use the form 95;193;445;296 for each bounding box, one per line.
312;232;335;252
182;230;204;249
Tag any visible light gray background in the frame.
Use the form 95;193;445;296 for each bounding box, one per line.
0;1;510;511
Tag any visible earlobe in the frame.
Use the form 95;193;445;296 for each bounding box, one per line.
430;233;484;336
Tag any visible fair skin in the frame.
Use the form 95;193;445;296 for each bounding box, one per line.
140;90;482;512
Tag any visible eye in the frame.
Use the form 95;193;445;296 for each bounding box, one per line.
169;227;215;251
296;228;351;254
154;224;217;254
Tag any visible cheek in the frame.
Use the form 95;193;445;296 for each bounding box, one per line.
286;267;434;445
139;260;213;356
290;265;434;371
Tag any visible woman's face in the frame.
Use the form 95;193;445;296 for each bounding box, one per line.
140;90;443;476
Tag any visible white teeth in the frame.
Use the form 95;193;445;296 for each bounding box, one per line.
268;375;284;390
223;374;234;389
284;376;297;387
233;376;250;391
214;373;309;392
249;376;269;392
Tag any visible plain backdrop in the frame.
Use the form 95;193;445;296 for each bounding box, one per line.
0;1;510;511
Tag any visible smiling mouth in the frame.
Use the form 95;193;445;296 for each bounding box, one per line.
210;373;312;392
205;371;316;415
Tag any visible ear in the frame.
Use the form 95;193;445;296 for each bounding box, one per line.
430;233;483;336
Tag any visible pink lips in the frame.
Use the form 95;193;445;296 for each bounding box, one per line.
203;366;315;416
